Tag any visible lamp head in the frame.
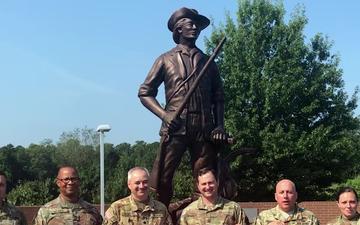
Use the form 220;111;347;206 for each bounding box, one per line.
96;124;111;132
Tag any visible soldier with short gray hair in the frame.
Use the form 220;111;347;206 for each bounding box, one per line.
103;167;172;225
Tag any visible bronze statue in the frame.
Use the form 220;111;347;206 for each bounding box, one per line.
138;7;227;207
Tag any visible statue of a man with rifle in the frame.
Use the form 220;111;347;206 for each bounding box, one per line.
138;7;228;207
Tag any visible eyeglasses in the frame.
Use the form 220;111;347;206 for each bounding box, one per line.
57;177;80;184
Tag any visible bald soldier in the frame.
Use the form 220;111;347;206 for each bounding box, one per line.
254;179;319;225
33;166;102;225
0;171;27;225
103;167;172;225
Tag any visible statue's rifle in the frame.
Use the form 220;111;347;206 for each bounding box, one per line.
165;36;227;140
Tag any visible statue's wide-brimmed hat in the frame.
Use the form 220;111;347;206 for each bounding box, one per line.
168;7;210;43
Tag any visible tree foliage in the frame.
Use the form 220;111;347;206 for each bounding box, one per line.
7;179;57;206
206;0;360;200
324;175;360;200
0;128;163;205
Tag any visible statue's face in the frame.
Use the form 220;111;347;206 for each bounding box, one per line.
178;18;200;41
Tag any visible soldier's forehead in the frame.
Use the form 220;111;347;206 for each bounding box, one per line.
276;181;296;192
58;167;78;177
132;177;148;182
131;170;148;179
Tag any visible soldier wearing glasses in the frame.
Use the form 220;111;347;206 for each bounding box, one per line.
33;166;102;225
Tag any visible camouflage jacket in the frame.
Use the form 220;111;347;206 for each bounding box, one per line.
327;213;360;225
179;196;249;225
103;195;172;225
253;204;319;225
33;196;102;225
0;199;27;225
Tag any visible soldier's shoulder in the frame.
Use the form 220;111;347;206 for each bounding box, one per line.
326;216;341;225
109;196;132;209
40;198;60;209
182;199;199;214
298;207;317;217
222;198;240;207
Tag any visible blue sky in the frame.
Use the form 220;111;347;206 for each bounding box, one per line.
1;1;359;147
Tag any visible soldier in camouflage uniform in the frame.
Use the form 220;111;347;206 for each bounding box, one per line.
253;179;319;225
327;187;360;225
33;166;102;225
180;168;249;225
0;171;27;225
103;167;172;225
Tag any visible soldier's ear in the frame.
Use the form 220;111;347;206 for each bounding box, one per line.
54;178;61;187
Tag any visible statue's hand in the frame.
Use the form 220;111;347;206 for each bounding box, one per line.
210;126;228;144
163;111;181;133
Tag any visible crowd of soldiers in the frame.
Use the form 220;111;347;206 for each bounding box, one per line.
1;167;360;225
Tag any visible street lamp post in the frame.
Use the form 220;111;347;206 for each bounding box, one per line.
96;124;111;217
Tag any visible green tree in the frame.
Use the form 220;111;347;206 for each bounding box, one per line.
59;127;99;148
207;0;360;200
324;175;360;200
105;143;133;202
0;144;30;191
26;143;58;180
7;178;57;206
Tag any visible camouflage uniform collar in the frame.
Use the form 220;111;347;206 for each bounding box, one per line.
58;195;83;208
197;196;224;211
129;195;156;213
339;212;360;222
273;204;305;222
276;205;295;218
